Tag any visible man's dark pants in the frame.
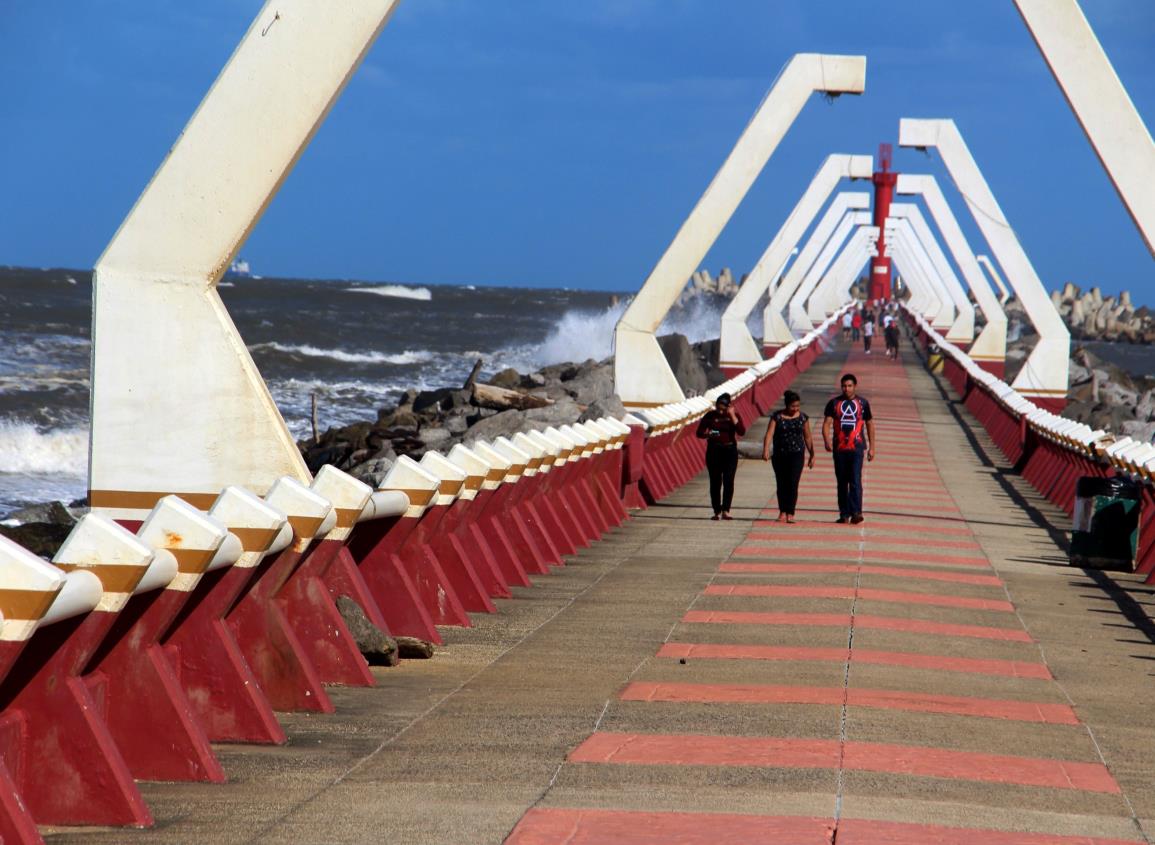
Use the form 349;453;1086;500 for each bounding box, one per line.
833;449;864;518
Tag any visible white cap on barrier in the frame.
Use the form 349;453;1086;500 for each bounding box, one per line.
447;443;498;494
209;486;292;565
311;465;373;535
137;495;229;592
622;414;650;431
574;421;608;453
0;534;67;640
419;451;468;505
559;424;595;457
585;419;620;450
53;513;159;612
492;437;535;480
265;476;338;547
508;432;547;476
523;430;564;469
469;441;514;488
360;490;409;520
378;455;440;518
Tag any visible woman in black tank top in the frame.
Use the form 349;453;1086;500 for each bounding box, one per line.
760;390;815;523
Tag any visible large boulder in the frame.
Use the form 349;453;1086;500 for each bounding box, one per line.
524;397;581;426
579;395;626;423
564;365;614;405
658;333;709;395
463;409;529;443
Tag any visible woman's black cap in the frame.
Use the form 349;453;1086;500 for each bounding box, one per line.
717;393;732;406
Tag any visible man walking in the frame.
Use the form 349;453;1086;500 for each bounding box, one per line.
822;373;875;524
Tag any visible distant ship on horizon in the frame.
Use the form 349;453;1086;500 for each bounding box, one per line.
227;257;260;279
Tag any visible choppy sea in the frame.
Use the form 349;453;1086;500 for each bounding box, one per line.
0;267;733;514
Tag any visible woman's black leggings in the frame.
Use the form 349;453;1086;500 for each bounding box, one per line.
706;444;739;515
771;451;805;515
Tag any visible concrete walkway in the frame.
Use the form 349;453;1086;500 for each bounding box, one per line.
50;345;1155;844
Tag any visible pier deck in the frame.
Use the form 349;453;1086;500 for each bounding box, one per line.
49;348;1155;844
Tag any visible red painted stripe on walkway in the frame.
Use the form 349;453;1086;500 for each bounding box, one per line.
620;682;1077;724
505;808;835;844
753;518;975;537
705;584;1013;612
733;547;990;568
745;532;982;550
836;818;1138;845
658;642;1051;679
683;610;1033;642
719;563;1000;585
569;732;1115;793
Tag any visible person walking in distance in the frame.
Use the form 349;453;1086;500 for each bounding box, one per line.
822;374;875;524
697;392;745;521
883;314;900;360
841;310;853;342
851;308;862;342
862;313;875;354
761;390;815;523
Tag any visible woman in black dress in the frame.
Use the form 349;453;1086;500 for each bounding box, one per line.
760;390;815;523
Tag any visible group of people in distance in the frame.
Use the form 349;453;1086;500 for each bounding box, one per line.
842;302;901;360
696;373;874;525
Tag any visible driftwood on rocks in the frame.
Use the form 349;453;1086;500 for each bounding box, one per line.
472;382;552;412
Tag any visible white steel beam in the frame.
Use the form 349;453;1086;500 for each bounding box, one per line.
789;210;872;333
764;192;870;350
1015;0;1155;255
613;53;867;408
890;205;974;342
719;153;871;368
899;118;1069;404
978;254;1012;305
90;0;401;511
808;226;878;322
895;174;1006;364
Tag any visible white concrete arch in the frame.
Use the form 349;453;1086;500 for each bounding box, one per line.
788;210;873;333
613;53;867;409
886;218;953;329
978;254;1012;306
764;191;871;352
808;226;879;322
718;154;872;370
1016;0;1155;256
889;204;974;344
884;225;946;326
898;118;1070;406
90;0;402;513
895;174;1006;368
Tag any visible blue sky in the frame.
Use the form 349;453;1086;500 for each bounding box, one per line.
1;0;1152;298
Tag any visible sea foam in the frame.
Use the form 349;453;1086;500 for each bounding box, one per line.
250;342;431;365
0;420;88;476
346;284;433;302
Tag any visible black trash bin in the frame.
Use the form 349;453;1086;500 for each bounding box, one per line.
1070;476;1142;570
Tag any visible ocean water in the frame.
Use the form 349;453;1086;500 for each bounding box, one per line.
0;267;733;514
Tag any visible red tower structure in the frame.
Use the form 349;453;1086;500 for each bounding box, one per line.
870;143;898;303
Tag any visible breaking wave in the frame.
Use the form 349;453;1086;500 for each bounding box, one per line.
346;284;433;301
0;420;88;476
250;342;431;366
